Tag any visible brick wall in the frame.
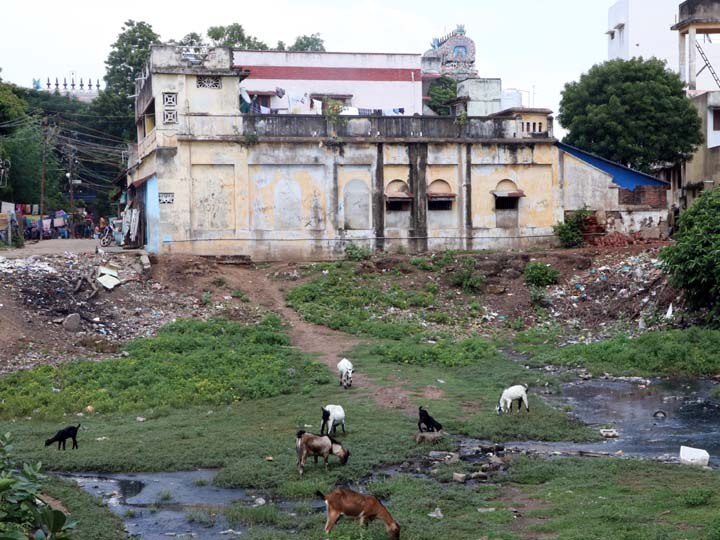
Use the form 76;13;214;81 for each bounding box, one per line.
618;186;667;208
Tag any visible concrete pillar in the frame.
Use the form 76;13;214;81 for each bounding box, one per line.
689;26;697;90
373;144;385;252
679;32;687;84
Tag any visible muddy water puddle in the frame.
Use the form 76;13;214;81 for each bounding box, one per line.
511;378;720;461
63;470;255;539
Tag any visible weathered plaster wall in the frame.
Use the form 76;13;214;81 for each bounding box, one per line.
148;139;566;259
562;152;618;211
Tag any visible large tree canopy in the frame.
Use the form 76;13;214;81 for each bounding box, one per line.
559;58;703;172
92;20;160;141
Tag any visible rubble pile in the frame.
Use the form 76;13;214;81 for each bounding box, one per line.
589;231;658;248
547;248;681;339
0;252;261;372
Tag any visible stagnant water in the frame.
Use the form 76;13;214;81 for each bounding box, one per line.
65;470;254;539
509;378;720;461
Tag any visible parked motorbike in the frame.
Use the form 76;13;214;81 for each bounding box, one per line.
99;224;114;247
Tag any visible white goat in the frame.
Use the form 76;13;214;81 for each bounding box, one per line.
337;358;354;389
496;384;529;415
321;404;346;435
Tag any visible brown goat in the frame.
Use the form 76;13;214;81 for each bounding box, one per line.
316;487;400;539
296;430;350;477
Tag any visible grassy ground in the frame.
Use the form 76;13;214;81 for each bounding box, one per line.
508;456;720;539
0;315;330;418
515;325;720;377
42;477;126;540
353;339;596;442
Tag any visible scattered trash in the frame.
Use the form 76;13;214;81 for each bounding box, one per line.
680;446;710;467
452;472;467;483
136;416;146;422
95;437;109;441
427;507;443;519
264;456;274;462
600;429;619;438
477;507;496;513
653;410;667;419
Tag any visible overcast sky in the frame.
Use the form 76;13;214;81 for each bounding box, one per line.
1;0;616;127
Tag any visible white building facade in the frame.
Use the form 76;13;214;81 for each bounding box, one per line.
607;0;720;91
233;50;423;115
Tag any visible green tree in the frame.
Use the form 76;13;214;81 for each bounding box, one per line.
428;76;457;116
207;23;268;49
91;20;160;141
175;32;206;46
559;58;703;172
0;80;27;133
0;120;64;207
289;33;325;52
660;189;720;320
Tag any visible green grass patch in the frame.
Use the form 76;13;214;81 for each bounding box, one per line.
287;264;426;339
225;503;295;529
43;477;126;540
354;340;596;442
524;327;720;377
0;316;331;418
507;456;720;539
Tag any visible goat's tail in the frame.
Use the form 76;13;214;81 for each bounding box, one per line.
315;490;326;500
296;430;306;439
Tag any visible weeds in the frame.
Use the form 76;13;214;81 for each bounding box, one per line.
0;316;332;418
527;327;720;377
201;291;212;305
231;289;250;302
524;262;559;287
447;258;485;293
344;242;372;261
212;276;227;288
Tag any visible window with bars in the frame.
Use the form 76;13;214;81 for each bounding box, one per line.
197;76;222;89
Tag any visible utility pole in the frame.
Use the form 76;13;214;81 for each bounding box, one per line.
39;116;48;241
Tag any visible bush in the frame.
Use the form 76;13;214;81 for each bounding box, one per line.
661;189;720;319
344;242;371;261
554;207;591;248
447;258;485;293
682;488;713;507
528;286;551;307
371;337;503;368
524;262;560;287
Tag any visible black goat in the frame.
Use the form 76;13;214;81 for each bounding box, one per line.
45;424;80;450
418;407;443;432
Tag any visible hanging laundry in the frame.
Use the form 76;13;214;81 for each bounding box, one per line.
393;108;405;114
357;108;374;116
250;100;262;114
260;105;271;114
240;88;251;104
289;93;307;114
312;99;323;115
382;109;399;116
339;107;359;116
275;87;286;98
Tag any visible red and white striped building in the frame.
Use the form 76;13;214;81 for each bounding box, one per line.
233;50;423;115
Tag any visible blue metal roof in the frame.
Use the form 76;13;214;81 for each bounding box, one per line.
557;142;668;191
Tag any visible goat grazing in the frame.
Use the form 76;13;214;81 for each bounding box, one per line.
296;431;350;477
417;406;443;432
321;405;346;435
45;424;81;450
337;358;354;389
317;487;400;539
496;384;529;414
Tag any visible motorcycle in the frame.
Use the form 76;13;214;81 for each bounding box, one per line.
99;223;114;247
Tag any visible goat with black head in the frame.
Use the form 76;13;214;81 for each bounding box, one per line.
417;407;443;432
45;424;81;450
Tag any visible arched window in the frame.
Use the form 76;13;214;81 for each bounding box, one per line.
453;46;467;58
492;180;524;228
427;179;455;211
385;179;412;212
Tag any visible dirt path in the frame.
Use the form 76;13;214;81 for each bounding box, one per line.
229;265;415;414
503;486;556;540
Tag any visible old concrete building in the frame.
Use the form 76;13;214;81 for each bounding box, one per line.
125;45;668;260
